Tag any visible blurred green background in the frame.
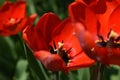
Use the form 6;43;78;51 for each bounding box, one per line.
0;0;120;80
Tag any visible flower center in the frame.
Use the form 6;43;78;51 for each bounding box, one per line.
49;41;71;65
96;30;120;48
5;18;22;30
9;18;16;23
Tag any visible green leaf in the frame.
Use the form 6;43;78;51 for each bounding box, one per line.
60;72;69;80
78;68;90;80
0;0;5;5
0;37;17;60
0;36;17;79
14;59;28;80
110;65;120;80
23;43;49;80
0;73;9;80
69;70;79;80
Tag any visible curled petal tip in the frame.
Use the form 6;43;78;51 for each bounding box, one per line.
29;14;37;22
30;14;37;19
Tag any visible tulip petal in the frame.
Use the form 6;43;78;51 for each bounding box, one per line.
76;0;96;5
69;2;98;35
89;0;106;14
0;1;26;20
84;8;99;35
10;1;26;19
0;2;12;30
34;50;68;73
68;2;86;22
23;13;61;51
13;14;37;35
74;23;97;59
68;51;94;70
51;18;82;57
109;5;120;34
35;12;61;44
98;1;118;37
23;25;48;51
94;47;120;66
75;0;106;14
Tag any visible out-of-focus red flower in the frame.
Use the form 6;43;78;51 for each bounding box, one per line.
69;0;120;66
0;1;37;36
23;12;94;73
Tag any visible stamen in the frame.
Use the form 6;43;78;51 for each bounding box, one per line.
58;42;64;49
59;49;71;65
109;37;114;42
91;48;94;51
9;18;16;23
108;30;118;38
116;36;120;42
107;29;112;38
53;41;56;49
96;34;107;47
50;41;71;65
62;40;64;43
97;34;104;41
49;45;55;54
66;48;72;53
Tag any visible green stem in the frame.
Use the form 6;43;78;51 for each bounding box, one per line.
26;0;36;14
97;64;105;80
4;37;17;60
90;63;105;80
54;72;59;80
26;0;39;23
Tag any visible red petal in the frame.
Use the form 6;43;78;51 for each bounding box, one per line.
11;1;26;19
0;2;12;30
23;25;47;51
107;48;120;65
52;18;71;37
0;1;26;19
35;12;61;44
68;2;86;22
27;14;37;24
74;23;97;59
89;0;107;14
34;51;68;73
51;18;82;57
83;0;96;4
84;8;98;35
117;0;120;3
98;1;119;37
69;2;98;35
13;14;37;34
23;13;61;51
76;0;96;5
76;0;106;14
109;5;120;34
68;51;95;70
94;47;120;66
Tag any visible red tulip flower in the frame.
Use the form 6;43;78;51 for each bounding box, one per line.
23;12;94;73
0;1;36;36
69;0;120;66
